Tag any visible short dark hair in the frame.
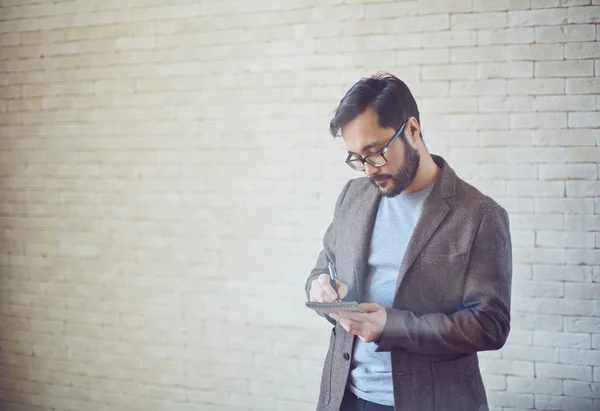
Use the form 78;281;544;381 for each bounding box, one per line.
329;72;421;140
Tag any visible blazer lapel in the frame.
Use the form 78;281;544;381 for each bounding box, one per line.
394;155;456;293
351;182;381;301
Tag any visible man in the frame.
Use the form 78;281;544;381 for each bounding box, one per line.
305;73;512;411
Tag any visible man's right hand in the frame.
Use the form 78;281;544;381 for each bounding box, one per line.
309;274;349;302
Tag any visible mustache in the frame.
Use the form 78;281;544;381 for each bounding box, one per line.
371;175;392;182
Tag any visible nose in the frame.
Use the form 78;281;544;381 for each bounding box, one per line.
364;162;379;177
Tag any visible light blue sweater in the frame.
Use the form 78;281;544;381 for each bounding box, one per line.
348;183;434;406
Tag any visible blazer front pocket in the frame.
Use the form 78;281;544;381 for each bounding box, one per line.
419;252;467;311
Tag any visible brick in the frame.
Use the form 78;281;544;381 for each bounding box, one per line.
514;247;566;264
567;147;600;162
536;363;592;381
506;329;534;346
510;214;564;231
566;42;600;59
482;374;506;391
477;62;533;79
567;77;600;94
506;44;564;60
537;231;596;248
538;164;597;180
503;346;559;363
364;2;416;19
507;377;562;395
534;394;595;411
559;348;590;365
567;181;600;197
508;9;569;26
451;12;507;29
486;392;534;409
569;111;600;128
564;316;600;333
519;281;564;297
507;78;565;95
515;297;595;316
473;0;530;11
566;249;600;266
535;24;596;43
451;45;506;62
478;27;534;45
512;313;563;331
344;14;450;36
564;216;600;232
533;96;596;112
508;147;566;163
561;0;593;4
450;80;506;96
420;97;478;113
421;64;476;80
511;230;535;247
421;30;476;47
498;197;534;213
534;331;591;349
316;35;420;53
418;0;471;14
568;6;600;23
510;112;567;129
536;60;594;77
398;49;450;65
564;381;600;399
480;359;534;377
531;0;561;7
534;197;594;214
478;96;534;111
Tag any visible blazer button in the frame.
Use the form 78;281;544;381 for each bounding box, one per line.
343;353;350;360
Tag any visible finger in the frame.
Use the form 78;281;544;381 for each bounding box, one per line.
317;274;338;300
336;311;369;321
309;284;325;302
312;287;335;303
329;313;339;321
339;318;362;337
359;303;382;313
310;276;336;302
337;282;349;300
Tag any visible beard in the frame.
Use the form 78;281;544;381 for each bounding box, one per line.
369;139;420;197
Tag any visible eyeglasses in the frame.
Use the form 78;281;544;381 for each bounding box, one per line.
345;121;407;171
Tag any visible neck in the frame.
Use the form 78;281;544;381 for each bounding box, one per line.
403;153;441;194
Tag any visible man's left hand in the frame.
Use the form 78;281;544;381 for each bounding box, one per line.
330;303;387;343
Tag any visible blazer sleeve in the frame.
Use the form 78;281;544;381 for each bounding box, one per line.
305;179;352;324
375;204;512;355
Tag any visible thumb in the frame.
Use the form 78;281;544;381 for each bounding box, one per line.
359;303;382;313
336;281;349;300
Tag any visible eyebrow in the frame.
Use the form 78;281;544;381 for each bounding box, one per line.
347;140;387;155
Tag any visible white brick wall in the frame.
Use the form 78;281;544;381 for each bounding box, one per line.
0;1;598;410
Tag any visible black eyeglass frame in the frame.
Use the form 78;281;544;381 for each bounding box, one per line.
344;120;407;171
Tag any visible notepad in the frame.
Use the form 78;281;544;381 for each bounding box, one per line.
305;301;365;314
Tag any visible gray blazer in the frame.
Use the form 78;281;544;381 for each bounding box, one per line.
305;155;512;411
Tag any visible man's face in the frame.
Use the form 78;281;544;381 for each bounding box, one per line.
342;108;420;197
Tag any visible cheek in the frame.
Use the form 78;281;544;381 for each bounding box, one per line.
387;149;407;170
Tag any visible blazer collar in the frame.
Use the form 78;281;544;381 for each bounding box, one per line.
353;154;457;299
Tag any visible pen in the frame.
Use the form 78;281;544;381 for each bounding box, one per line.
327;261;339;300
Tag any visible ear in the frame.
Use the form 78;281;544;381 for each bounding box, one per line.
405;117;421;146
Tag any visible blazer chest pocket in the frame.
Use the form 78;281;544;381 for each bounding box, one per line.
419;253;467;310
